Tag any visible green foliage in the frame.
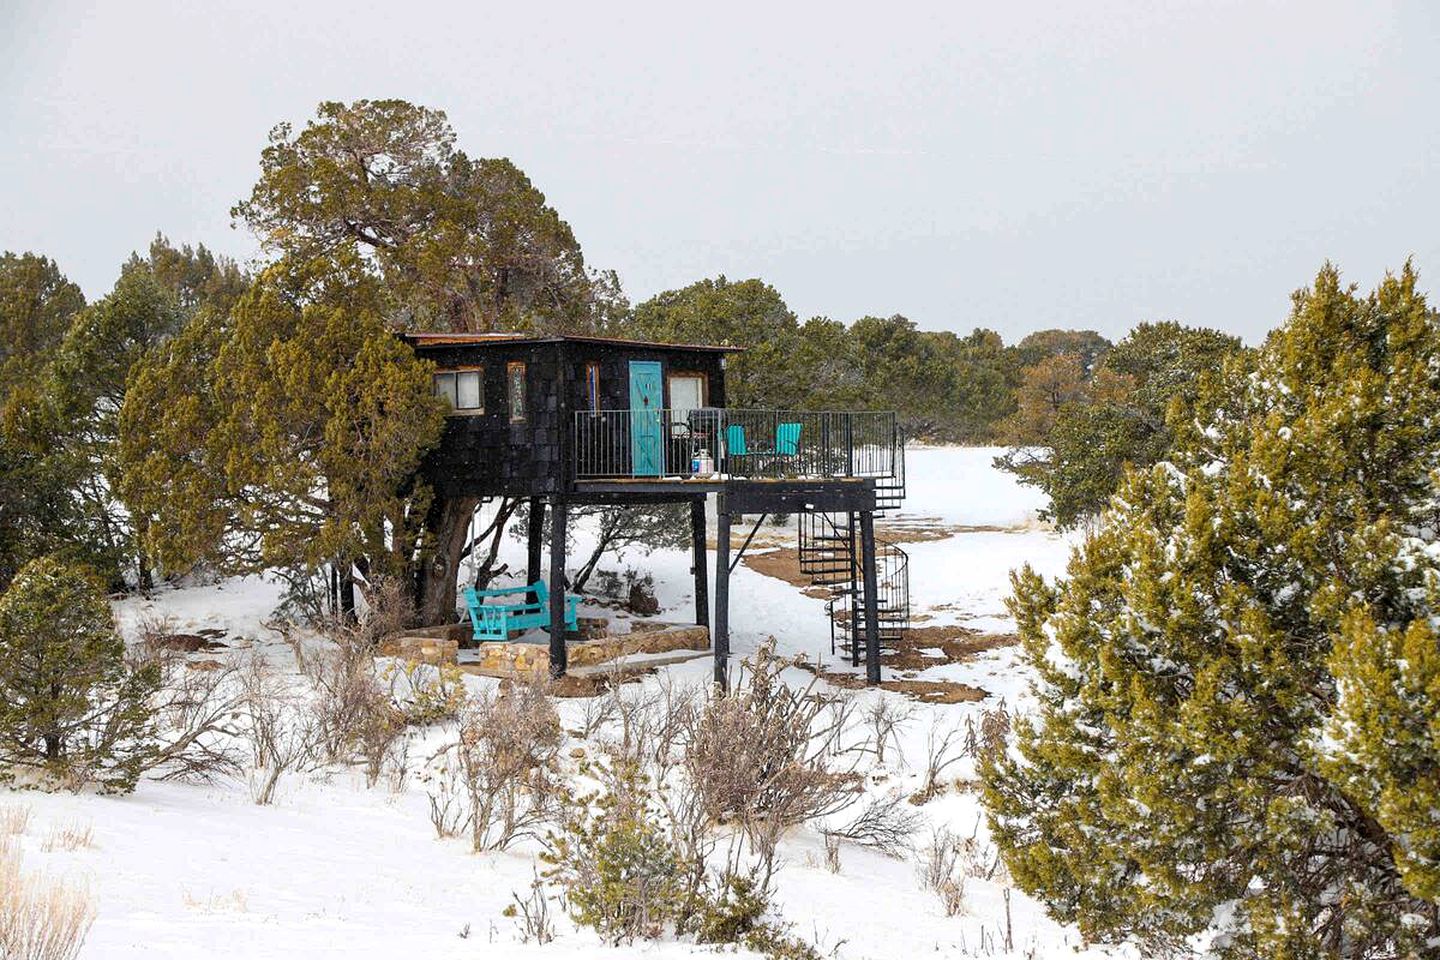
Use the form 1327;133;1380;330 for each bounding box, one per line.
234;99;615;334
983;263;1440;956
0;555;159;792
998;322;1246;527
691;870;768;943
627;277;1014;441
0;242;245;593
628;276;804;407
0;252;85;393
544;759;686;945
118;271;446;583
0;254;89;591
1008;327;1112;373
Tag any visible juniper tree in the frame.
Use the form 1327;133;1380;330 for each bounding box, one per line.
998;322;1247;527
118;268;445;610
983;263;1440;957
0;555;159;791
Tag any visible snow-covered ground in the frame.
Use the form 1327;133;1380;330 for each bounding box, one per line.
5;448;1122;959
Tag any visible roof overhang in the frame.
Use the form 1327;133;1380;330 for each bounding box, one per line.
400;332;744;353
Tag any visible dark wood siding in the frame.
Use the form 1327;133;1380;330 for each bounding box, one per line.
410;337;728;498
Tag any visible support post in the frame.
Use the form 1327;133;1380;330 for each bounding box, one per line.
338;559;356;622
526;497;545;600
714;495;731;689
691;495;709;630
860;509;881;686
548;497;568;678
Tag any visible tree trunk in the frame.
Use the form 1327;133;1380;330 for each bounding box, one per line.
415;493;481;626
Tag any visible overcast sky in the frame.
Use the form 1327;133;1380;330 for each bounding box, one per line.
2;1;1436;343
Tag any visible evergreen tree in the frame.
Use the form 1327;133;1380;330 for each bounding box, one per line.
0;254;88;590
998;322;1246;527
0;555;159;792
118;270;446;604
983;264;1440;956
627;276;803;407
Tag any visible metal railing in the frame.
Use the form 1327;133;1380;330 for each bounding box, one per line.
571;408;902;482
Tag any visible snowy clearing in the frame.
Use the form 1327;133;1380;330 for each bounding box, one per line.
3;447;1128;960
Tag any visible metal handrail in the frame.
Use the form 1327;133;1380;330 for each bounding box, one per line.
571;407;902;482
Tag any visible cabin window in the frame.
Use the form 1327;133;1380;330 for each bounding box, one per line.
584;362;601;412
507;362;527;422
433;369;483;413
668;372;705;424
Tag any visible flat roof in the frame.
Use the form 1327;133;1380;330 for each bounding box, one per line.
401;332;743;353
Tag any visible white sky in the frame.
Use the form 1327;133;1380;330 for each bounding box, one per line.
2;0;1436;343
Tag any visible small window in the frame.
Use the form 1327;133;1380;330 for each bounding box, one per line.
668;373;705;419
433;372;457;408
455;370;482;411
433;369;483;413
507;362;526;422
584;362;601;413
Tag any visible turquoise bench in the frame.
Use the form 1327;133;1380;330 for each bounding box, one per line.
462;581;580;642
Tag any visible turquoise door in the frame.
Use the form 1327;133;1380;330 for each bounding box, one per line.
628;360;664;476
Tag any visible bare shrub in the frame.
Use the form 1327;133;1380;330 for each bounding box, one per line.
281;592;424;788
821;830;842;873
963;699;1011;764
0;804;31;836
683;642;860;883
0;843;96;960
916;827;967;916
40;821;93;853
133;647;247;784
237;657;316;805
504;868;555;944
418;744;469;840
577;689;618;740
451;680;562;851
912;719;966;804
863;697;913;767
384;661;467;727
827;791;921;855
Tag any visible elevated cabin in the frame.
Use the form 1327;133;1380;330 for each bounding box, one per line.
403;332;908;686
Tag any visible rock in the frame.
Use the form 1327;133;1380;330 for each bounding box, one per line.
149;633;225;653
379;635;458;666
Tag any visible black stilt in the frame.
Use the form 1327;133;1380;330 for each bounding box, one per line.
527;496;544;601
860;509;881;686
338;560;356;621
691;495;709;630
714;496;731;689
548;496;568;678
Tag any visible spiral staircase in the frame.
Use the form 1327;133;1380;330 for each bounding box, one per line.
796;454;910;664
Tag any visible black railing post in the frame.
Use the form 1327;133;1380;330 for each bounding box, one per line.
527;497;544;598
714;494;731;689
844;414;855;477
691;495;709;630
860;508;881;686
548;496;569;678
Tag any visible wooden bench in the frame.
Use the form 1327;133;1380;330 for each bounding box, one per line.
462;581;580;642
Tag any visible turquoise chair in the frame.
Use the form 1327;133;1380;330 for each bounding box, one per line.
775;422;801;456
725;423;748;456
723;421;802;475
462;580;580;641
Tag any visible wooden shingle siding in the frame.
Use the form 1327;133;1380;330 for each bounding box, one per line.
407;335;729;498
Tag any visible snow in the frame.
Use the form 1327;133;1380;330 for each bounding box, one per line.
5;447;1125;960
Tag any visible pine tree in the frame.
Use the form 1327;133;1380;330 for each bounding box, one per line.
983;264;1440;956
